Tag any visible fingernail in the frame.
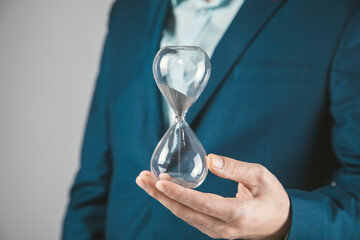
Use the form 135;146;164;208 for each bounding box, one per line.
211;155;224;169
156;182;168;194
136;177;147;190
140;171;148;176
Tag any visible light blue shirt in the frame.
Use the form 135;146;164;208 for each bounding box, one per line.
160;0;245;127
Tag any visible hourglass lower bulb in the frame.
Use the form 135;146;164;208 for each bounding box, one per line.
151;46;211;188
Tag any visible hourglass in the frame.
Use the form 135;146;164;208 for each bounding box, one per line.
151;46;211;188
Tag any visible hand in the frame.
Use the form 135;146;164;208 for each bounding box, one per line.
136;154;291;240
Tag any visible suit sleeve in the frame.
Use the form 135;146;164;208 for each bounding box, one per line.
287;4;360;240
61;2;118;239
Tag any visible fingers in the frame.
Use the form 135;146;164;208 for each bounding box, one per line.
208;154;269;187
159;172;174;181
155;179;238;221
136;171;224;233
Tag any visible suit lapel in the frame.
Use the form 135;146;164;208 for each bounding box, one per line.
187;0;286;125
137;0;170;142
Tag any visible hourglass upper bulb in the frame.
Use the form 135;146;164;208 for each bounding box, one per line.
152;46;211;117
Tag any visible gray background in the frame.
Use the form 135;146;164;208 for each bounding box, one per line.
0;0;114;239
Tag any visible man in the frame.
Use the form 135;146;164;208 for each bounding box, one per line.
63;0;360;239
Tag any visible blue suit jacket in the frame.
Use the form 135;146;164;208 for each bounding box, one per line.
63;0;360;239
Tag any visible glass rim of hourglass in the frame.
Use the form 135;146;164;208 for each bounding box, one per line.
155;45;210;56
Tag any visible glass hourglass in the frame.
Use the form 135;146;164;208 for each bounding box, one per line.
151;46;211;188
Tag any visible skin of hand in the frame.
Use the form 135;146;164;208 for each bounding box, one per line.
136;154;291;240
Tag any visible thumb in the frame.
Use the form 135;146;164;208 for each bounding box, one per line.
207;154;265;185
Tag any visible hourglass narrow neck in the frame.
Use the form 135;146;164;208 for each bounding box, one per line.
175;114;186;122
